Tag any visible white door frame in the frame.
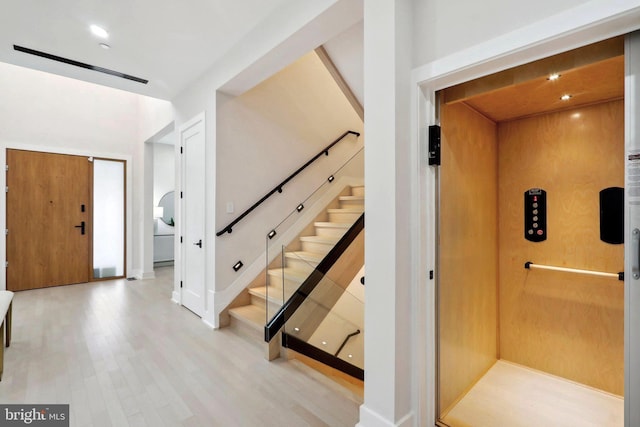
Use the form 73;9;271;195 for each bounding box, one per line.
177;112;206;317
625;30;640;427
412;5;640;425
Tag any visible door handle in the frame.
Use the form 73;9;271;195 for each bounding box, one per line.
74;221;85;235
194;239;202;248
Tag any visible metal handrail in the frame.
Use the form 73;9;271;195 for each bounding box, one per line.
524;261;623;281
216;130;360;236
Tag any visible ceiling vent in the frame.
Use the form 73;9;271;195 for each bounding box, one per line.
13;45;148;84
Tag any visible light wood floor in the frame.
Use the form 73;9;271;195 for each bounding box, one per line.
442;360;623;427
0;267;362;427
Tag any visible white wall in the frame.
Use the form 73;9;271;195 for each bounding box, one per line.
0;61;172;286
153;143;175;207
323;20;364;106
357;1;414;426
412;0;586;67
215;51;363;292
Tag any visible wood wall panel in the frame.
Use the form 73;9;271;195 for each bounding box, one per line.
439;102;498;416
498;100;624;395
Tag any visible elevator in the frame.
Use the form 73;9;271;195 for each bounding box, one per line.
435;36;627;426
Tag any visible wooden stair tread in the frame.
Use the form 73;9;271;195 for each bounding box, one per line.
299;235;341;243
267;267;310;280
339;195;364;201
285;251;325;263
228;304;266;330
326;208;364;213
314;221;352;228
248;286;285;305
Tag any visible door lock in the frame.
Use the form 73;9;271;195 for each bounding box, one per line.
74;221;85;235
194;239;202;248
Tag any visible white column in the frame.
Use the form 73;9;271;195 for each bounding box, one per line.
358;0;415;426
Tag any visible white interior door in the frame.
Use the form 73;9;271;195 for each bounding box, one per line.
180;113;206;316
626;30;640;427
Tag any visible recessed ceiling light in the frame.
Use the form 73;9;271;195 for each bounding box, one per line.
90;25;109;39
348;354;353;358
293;327;300;332
99;43;111;50
321;341;327;345
560;94;572;101
548;73;561;81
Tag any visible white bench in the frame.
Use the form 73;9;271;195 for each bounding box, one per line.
0;290;13;381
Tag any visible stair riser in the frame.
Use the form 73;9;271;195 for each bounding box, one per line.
285;258;318;272
228;317;264;346
250;294;283;312
351;186;365;197
301;240;334;254
315;227;349;238
339;200;364;210
328;212;361;223
267;274;304;294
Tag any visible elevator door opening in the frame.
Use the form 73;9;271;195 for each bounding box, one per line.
436;36;625;426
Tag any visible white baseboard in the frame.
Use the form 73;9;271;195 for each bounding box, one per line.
204;290;218;328
357;405;414;427
139;271;156;280
202;317;216;329
171;290;181;304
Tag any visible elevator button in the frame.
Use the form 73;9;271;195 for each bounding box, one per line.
533;209;538;215
533;203;538;208
537;230;544;235
533;216;538;221
533;223;538;228
528;229;534;235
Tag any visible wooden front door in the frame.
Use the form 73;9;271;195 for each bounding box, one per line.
6;150;90;291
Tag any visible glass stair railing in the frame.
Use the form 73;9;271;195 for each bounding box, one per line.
263;147;364;324
281;260;364;379
265;214;364;379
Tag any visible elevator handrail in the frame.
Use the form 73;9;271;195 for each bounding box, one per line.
216;130;360;236
524;261;624;281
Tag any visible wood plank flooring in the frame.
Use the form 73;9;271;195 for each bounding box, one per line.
0;267;362;427
442;360;623;427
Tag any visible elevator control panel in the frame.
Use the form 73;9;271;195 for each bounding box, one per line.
524;188;547;242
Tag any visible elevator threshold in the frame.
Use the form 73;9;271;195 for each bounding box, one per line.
442;360;623;427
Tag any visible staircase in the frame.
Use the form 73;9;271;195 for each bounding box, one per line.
226;185;364;347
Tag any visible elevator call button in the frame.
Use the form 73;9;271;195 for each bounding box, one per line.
525;188;547;242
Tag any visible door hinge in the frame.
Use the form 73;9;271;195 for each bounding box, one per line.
180;191;183;199
180;281;183;288
5;261;8;268
4;165;8;171
180;146;183;154
180;236;183;243
4;229;8;235
428;125;441;166
4;186;7;193
429;270;434;280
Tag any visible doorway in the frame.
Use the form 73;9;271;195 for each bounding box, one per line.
6;150;125;291
179;113;206;317
435;37;624;426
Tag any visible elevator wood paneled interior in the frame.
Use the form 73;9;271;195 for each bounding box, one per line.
7;150;90;291
437;36;624;426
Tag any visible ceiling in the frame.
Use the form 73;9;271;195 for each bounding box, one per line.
0;0;293;100
442;37;625;122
